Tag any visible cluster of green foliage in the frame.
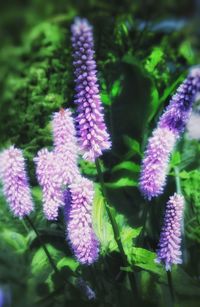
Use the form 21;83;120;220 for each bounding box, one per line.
0;0;200;306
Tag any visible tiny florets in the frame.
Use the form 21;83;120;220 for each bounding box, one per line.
0;146;34;218
139;127;176;199
64;177;99;265
34;148;64;220
52;108;80;184
155;193;184;270
71;17;111;161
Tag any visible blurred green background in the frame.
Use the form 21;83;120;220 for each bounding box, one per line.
0;0;200;306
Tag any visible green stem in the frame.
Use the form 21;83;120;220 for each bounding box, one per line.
136;202;149;246
25;216;59;275
167;270;175;306
95;158;138;298
174;166;182;194
21;219;30;234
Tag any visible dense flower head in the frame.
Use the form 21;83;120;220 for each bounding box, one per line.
64;177;99;265
52;108;80;183
34;148;64;220
139;127;176;200
140;68;200;199
71;17;111;161
0;146;34;218
156;193;184;270
158;67;200;135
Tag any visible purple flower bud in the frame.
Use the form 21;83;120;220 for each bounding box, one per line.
34;149;64;220
52;108;80;183
71;17;111;161
140;127;176;200
77;277;96;300
0;146;34;218
140;68;200;199
64;177;99;265
155;193;184;270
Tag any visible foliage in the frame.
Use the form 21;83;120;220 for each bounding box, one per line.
0;0;200;306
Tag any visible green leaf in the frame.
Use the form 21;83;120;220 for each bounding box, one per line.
79;159;97;176
105;178;138;189
179;170;190;179
170;151;181;168
31;245;63;277
57;257;79;272
147;86;160;122
101;92;112;106
112;161;140;173
179;41;195;65
93;186;141;253
159;74;186;105
111;79;122;97
32;186;42;201
145;47;164;74
129;247;165;275
0;229;27;254
123;136;141;157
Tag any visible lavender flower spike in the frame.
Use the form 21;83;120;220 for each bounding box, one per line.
0;146;34;218
158;67;200;135
52;108;80;184
71;17;111;161
140;67;200;199
64;177;99;265
34;149;64;220
156;193;184;270
140;127;176;199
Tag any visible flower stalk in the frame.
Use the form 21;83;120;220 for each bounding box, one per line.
95;158;138;297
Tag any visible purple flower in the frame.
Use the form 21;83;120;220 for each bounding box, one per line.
0;146;34;218
155;193;184;270
140;67;200;199
140;127;176;200
158;67;200;135
71;17;111;161
64;177;99;265
52;108;80;183
34;148;64;220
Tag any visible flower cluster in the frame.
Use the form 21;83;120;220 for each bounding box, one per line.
139;127;176;200
34;149;64;220
0;146;34;218
156;193;184;270
64;177;99;265
52;108;80;184
140;68;200;199
158;68;200;135
34;109;81;220
71;17;111;161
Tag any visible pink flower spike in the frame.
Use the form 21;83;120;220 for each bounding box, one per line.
0;145;34;218
34;148;64;220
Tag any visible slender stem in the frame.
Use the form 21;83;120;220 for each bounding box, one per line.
136;203;149;246
174;166;182;194
166;270;175;305
95;158;138;298
21;219;30;234
25;216;59;275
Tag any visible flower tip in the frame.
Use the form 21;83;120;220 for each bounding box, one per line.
71;17;91;35
189;65;200;78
